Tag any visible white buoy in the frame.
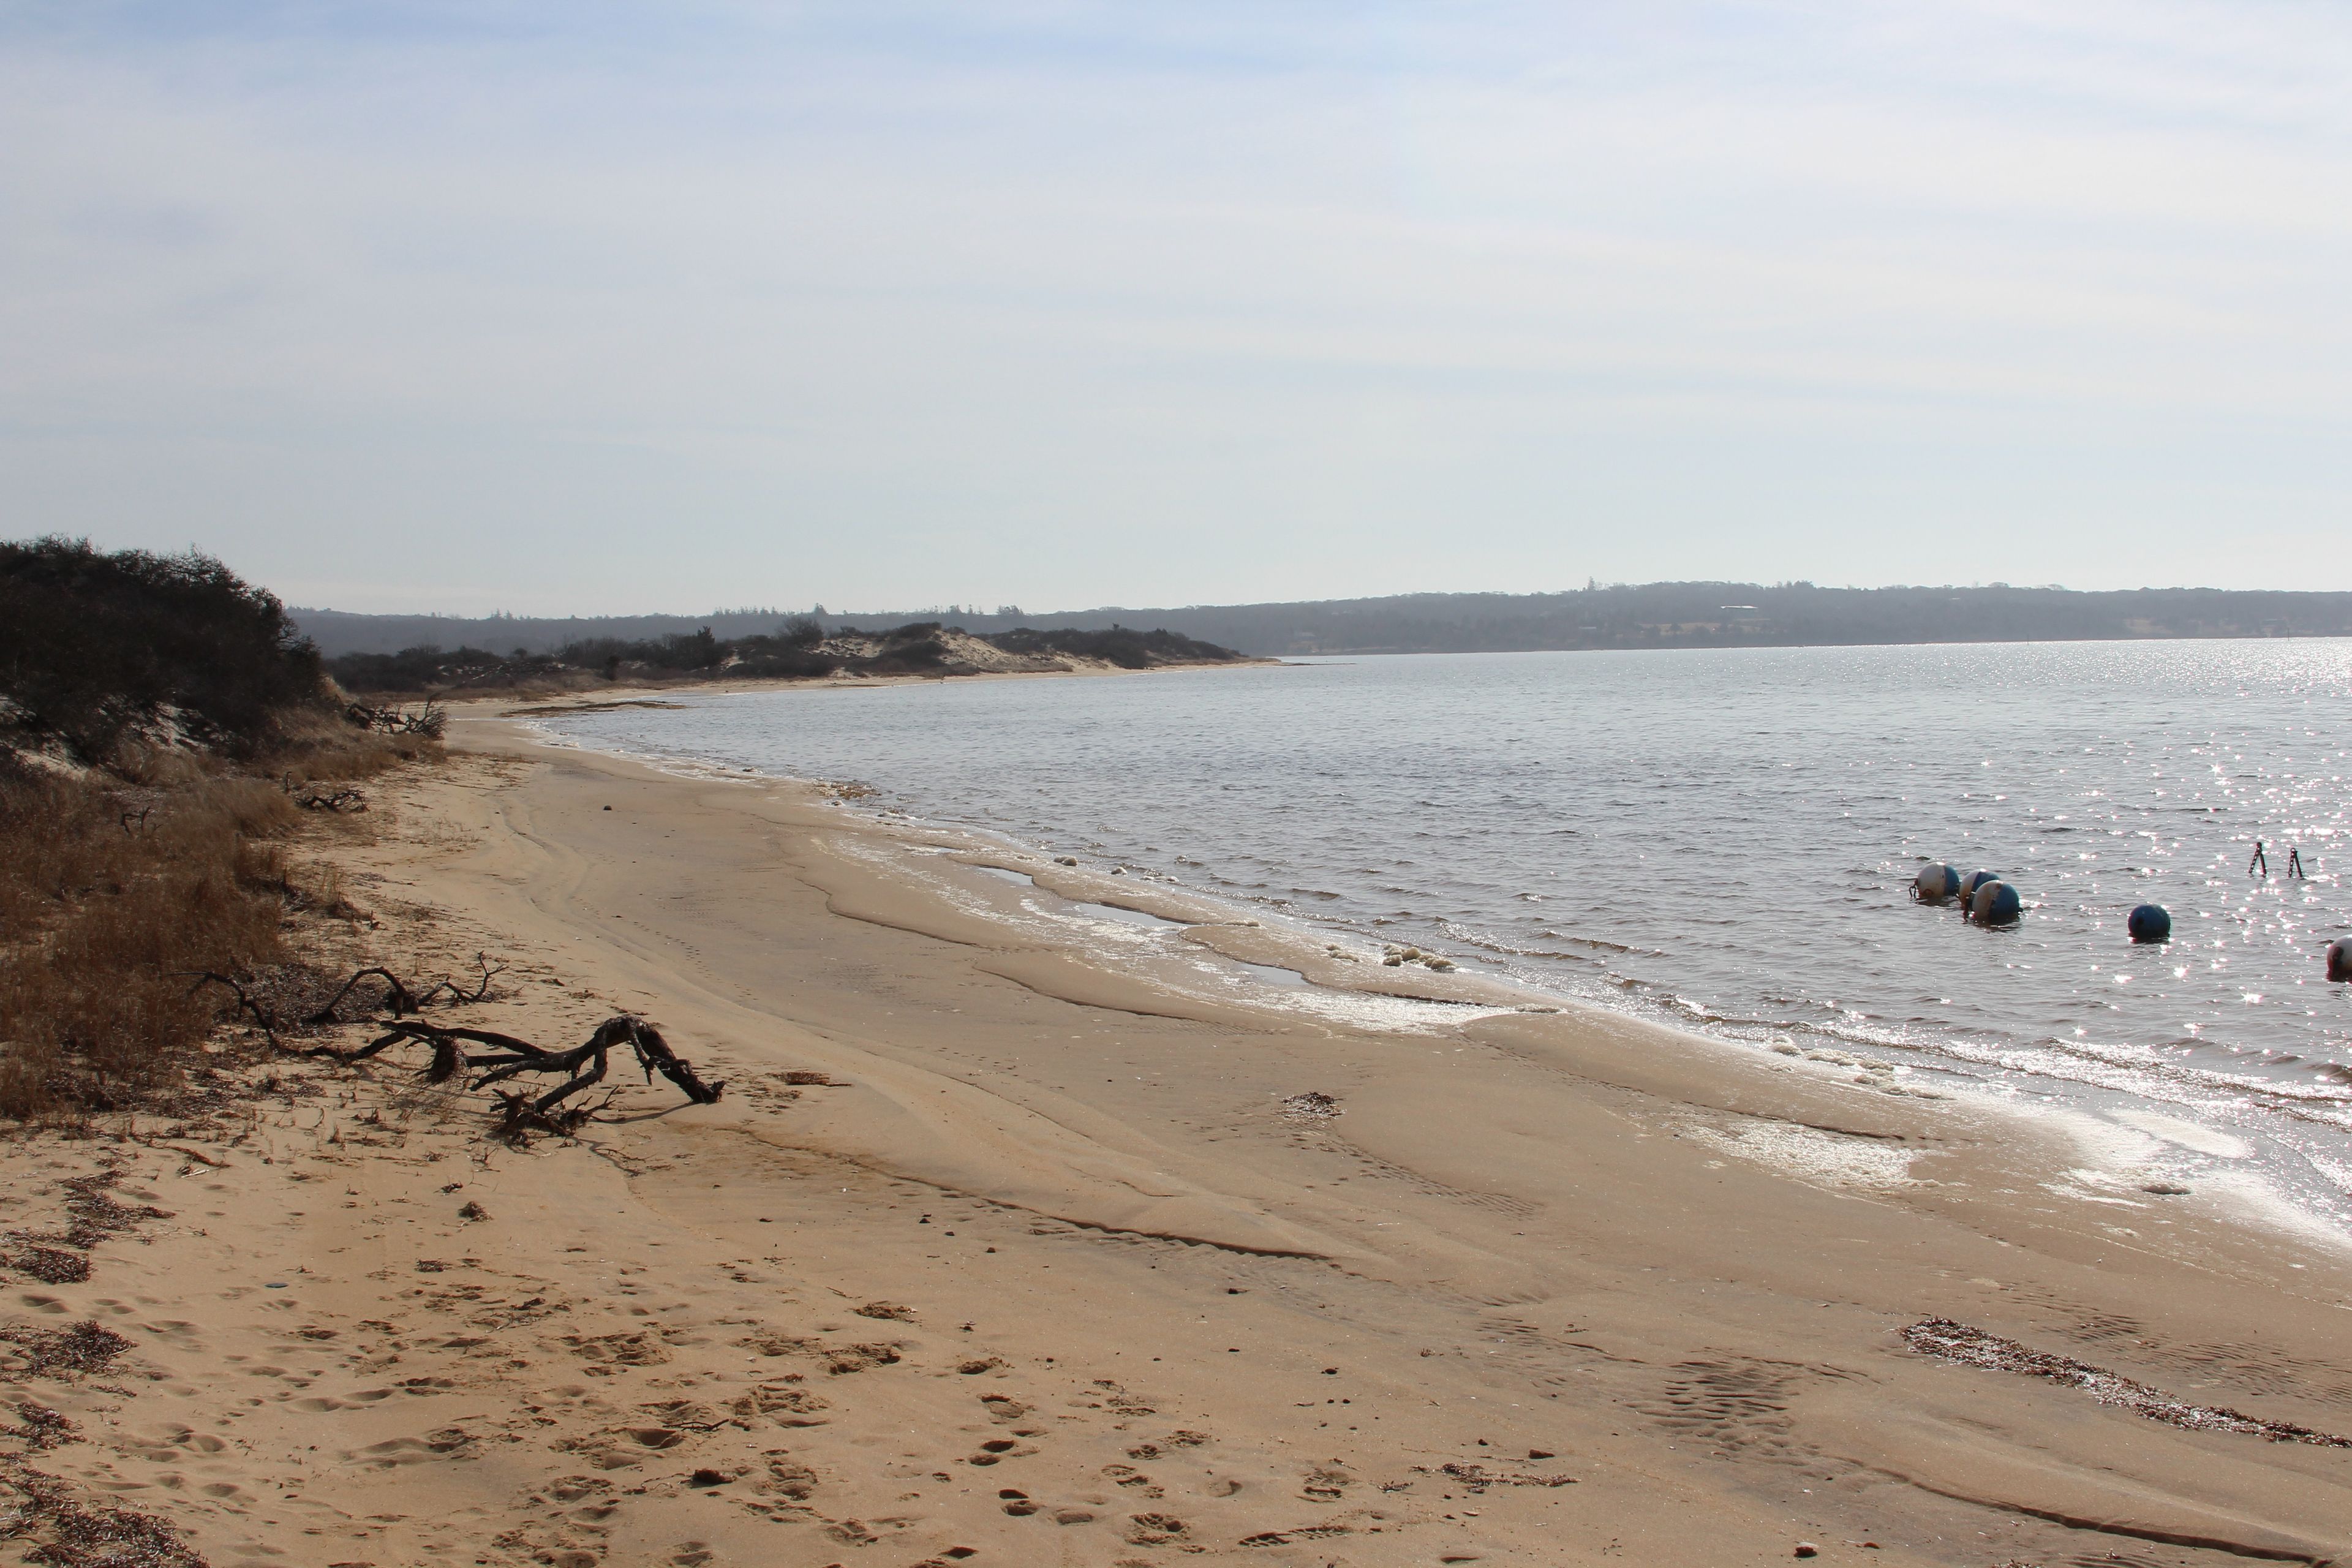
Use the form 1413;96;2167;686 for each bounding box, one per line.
1913;863;1959;902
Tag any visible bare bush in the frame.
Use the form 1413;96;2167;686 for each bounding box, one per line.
0;767;289;1118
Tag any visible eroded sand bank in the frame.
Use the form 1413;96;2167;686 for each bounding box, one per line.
13;714;2352;1568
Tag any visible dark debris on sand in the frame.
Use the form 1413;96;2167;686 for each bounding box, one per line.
0;1322;134;1384
2;1170;172;1287
1902;1317;2352;1447
0;1459;209;1568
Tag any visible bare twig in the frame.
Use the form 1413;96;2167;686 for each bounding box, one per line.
295;787;366;812
186;972;279;1049
301;967;422;1025
442;952;505;1005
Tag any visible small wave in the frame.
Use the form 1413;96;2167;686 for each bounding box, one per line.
1436;919;1663;961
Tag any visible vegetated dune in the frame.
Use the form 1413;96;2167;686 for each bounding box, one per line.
325;617;1255;700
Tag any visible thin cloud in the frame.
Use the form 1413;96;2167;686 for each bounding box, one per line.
1;1;2346;611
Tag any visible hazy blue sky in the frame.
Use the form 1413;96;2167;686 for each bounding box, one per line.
4;2;2348;613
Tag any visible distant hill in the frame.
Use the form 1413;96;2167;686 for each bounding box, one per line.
295;582;2352;660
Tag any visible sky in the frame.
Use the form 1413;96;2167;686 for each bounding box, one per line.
4;1;2350;615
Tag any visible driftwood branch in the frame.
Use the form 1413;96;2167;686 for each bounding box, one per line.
187;972;280;1048
298;787;367;812
300;955;503;1025
344;1015;723;1136
345;700;447;740
192;961;713;1136
303;967;422;1023
437;952;506;1006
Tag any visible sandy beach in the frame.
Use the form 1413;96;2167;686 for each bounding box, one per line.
12;710;2352;1568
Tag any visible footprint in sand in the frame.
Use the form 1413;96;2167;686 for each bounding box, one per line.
1121;1512;1189;1546
546;1476;610;1504
966;1435;1035;1467
1302;1464;1355;1501
732;1382;829;1426
355;1428;476;1468
1102;1464;1164;1498
758;1452;818;1501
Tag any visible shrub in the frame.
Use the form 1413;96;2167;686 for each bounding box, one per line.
870;639;948;670
0;536;328;761
730;649;839;679
327;644;532;696
0;762;290;1118
990;625;1240;668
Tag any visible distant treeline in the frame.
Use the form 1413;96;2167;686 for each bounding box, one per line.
326;619;1242;696
1151;582;2352;655
328;615;838;693
297;582;2352;661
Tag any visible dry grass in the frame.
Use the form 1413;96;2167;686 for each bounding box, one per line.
0;727;428;1122
268;711;443;786
0;771;287;1118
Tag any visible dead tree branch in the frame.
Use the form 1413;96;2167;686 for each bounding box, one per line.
299;956;502;1023
301;967;423;1023
424;952;505;1006
296;786;368;812
345;700;447;740
329;1015;723;1136
187;971;281;1049
194;962;713;1136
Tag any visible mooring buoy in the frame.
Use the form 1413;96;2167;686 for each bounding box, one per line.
1913;863;1960;903
2127;903;2171;944
1970;879;2021;925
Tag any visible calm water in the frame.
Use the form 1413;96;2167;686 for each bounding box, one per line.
538;641;2352;1228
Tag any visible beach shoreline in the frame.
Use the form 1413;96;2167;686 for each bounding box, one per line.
13;713;2352;1566
510;679;2352;1259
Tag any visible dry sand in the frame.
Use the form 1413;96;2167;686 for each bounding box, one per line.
8;712;2352;1568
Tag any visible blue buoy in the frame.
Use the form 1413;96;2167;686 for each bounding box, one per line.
1960;869;2000;903
2329;938;2352;983
1970;879;2021;925
1913;863;1960;903
2127;903;2171;943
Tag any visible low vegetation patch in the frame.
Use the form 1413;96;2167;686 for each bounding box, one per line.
0;538;444;1123
1;535;327;764
324;614;1245;698
0;731;439;1122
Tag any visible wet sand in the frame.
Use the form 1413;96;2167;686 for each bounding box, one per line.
13;715;2352;1567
